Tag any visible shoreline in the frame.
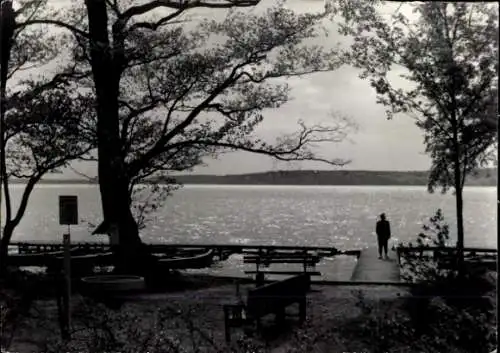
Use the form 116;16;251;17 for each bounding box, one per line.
8;167;497;187
8;182;497;187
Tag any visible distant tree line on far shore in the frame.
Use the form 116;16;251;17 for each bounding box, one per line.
12;168;497;186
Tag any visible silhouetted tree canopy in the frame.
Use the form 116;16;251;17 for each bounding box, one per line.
11;0;356;264
335;1;498;265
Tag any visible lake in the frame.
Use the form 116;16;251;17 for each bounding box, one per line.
2;184;496;280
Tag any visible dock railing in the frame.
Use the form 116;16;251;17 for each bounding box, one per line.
396;245;497;266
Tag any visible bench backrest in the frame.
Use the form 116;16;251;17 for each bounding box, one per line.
243;256;320;265
246;274;309;318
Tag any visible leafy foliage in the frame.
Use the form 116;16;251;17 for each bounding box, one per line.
12;0;357;245
348;290;497;353
18;0;356;184
130;180;182;231
339;1;498;182
1;0;96;274
395;209;496;351
397;209;451;283
110;4;353;182
416;208;450;248
0;269;41;350
399;209;495;297
43;299;273;353
5;88;95;179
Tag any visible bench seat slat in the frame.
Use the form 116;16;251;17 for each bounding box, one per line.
243;258;319;264
244;270;321;276
244;254;319;258
243;255;319;259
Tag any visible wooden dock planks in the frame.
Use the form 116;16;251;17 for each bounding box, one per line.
351;247;400;283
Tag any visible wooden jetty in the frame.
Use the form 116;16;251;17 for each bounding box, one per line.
351;247;401;283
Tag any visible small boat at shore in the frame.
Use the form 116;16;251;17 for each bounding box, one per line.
53;251;115;266
155;248;215;270
6;247;82;267
43;251;116;276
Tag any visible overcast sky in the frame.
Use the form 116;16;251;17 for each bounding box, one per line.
44;0;432;178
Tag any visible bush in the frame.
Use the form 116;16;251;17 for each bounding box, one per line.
394;209;497;352
1;269;42;351
397;209;451;283
398;209;495;300
339;289;497;353
43;298;275;353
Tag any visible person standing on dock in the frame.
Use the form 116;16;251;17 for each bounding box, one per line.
376;213;391;259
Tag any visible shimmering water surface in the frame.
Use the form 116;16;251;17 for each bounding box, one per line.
3;184;496;280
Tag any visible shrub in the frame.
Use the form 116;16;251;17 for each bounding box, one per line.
395;209;497;351
43;298;274;353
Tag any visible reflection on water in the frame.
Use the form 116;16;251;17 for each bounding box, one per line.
4;184;496;247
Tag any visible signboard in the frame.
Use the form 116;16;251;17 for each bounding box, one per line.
59;195;78;225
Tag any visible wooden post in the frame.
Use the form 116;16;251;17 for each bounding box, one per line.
299;297;306;322
276;307;285;325
256;272;265;287
224;306;231;342
62;232;71;340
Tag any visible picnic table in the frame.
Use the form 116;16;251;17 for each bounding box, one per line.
223;274;310;342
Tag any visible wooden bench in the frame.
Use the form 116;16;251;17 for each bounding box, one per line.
244;251;318;258
243;254;320;285
223;274;310;342
243;255;320;267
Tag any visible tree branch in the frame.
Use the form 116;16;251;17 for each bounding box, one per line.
105;0;122;16
120;0;259;25
127;7;187;32
127;61;248;176
16;19;89;39
181;140;349;165
11;173;42;227
67;164;98;182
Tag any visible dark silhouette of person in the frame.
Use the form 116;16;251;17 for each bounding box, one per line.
376;213;391;259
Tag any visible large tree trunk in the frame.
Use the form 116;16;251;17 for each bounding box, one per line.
0;222;14;277
454;175;465;274
452;128;465;276
0;0;16;277
0;178;39;276
85;0;149;273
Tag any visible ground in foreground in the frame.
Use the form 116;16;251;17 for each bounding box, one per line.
3;273;497;353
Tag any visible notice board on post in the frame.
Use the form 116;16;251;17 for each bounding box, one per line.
59;196;78;225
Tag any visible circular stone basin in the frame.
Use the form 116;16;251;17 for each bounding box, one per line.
81;275;145;294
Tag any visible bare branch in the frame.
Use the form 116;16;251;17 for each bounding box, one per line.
121;0;259;25
127;7;187;32
67;164;98;182
105;0;121;16
16;19;89;39
181;140;349;166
